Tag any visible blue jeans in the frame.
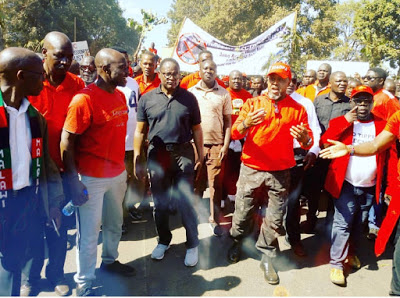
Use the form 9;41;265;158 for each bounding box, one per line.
330;180;374;269
147;143;199;249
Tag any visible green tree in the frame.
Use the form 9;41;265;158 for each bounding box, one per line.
354;0;400;68
1;0;139;55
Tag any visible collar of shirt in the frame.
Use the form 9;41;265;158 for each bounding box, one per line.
4;97;30;114
194;80;219;92
322;93;349;103
156;85;183;99
43;72;75;92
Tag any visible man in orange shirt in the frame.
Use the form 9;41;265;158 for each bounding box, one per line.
179;50;225;90
23;31;85;297
303;63;332;101
296;69;316;96
61;48;135;296
134;51;161;95
227;62;313;285
224;70;253;202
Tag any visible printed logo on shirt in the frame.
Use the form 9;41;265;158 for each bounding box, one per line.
232;98;244;115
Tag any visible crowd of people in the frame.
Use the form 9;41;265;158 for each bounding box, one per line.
1;29;400;297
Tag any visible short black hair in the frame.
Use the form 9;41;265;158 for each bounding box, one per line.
369;67;387;80
159;58;180;71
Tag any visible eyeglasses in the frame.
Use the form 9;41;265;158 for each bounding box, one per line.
161;72;179;79
364;76;381;82
80;65;96;72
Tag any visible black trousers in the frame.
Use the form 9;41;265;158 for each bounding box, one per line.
0;187;44;296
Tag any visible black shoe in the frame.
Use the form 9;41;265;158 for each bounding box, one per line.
76;284;95;296
227;240;241;263
100;260;136;276
292;242;307;257
260;255;279;285
389;290;400;296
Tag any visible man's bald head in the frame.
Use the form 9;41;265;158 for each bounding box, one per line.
384;78;396;96
317;63;332;84
42;31;73;83
95;48;128;88
303;69;317;86
229;70;243;91
329;71;348;95
0;47;44;97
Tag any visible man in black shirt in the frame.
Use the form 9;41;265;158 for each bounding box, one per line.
133;58;203;267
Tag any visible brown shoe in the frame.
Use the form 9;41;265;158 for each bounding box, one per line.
54;282;70;296
292;242;307;257
260;255;279;285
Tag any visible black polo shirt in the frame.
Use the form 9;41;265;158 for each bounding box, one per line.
314;93;351;133
137;86;201;144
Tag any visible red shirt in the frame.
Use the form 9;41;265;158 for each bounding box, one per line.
372;88;400;121
29;72;85;170
180;71;226;90
231;95;313;171
134;73;161;95
226;87;253;124
63;84;128;178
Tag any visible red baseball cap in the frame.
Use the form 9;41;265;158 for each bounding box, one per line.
267;62;291;80
351;85;374;98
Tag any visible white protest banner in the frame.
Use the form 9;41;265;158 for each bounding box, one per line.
72;41;90;63
172;13;296;75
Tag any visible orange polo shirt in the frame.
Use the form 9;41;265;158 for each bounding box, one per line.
372;88;400;121
303;82;331;102
226;87;253;124
134;73;161;95
180;71;226;90
231;95;313;171
29;72;85;171
296;86;307;97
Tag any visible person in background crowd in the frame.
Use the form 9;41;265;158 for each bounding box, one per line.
0;47;64;296
224;70;253;204
79;56;97;86
149;42;157;55
395;79;400;100
189;59;232;237
303;63;332;101
132;65;143;78
24;31;85;297
61;48;135;296
302;71;350;233
285;70;321;257
249;75;264;97
345;78;362;98
320;85;389;286
227;62;313;285
298;70;317;94
135;51;161;95
242;74;250;90
384;78;397;98
133;58;203;267
179;50;225;90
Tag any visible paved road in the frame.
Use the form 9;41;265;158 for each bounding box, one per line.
36;198;393;296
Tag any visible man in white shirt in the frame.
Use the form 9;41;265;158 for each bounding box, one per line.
0;47;64;296
285;71;321;257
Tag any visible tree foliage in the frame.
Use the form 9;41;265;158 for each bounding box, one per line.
354;0;400;68
1;0;139;55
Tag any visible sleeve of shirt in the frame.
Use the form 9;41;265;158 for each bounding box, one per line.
136;94;147;122
191;94;201;126
223;92;233;115
305;101;322;156
385;110;400;138
231;98;252;140
320;115;352;148
63;94;92;135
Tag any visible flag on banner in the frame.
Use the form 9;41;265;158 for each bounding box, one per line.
172;12;296;75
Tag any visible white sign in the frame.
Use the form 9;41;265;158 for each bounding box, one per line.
172;13;296;75
72;41;90;63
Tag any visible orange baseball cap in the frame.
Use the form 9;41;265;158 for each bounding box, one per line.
267;62;291;80
351;85;374;98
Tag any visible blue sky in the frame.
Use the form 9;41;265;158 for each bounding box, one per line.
118;0;174;50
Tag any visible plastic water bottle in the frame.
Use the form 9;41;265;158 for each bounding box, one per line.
62;189;88;216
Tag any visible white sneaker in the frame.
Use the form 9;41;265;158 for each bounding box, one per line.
184;246;199;267
151;244;169;260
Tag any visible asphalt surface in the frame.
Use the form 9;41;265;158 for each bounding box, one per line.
35;196;393;296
